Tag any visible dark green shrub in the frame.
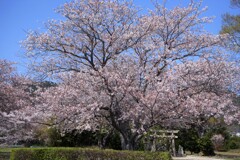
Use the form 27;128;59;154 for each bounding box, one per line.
204;126;231;152
0;152;10;160
198;136;215;156
10;148;172;160
36;128;122;149
105;132;122;150
227;136;240;149
177;125;232;154
17;138;44;147
35;127;99;147
176;128;200;154
60;130;98;147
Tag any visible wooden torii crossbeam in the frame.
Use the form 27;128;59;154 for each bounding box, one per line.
149;130;179;156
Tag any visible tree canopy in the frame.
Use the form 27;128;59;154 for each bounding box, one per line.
220;0;240;52
3;0;239;150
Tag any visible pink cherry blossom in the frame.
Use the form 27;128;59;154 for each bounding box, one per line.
20;0;240;150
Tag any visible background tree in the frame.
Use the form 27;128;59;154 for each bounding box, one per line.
220;0;240;52
21;0;240;150
0;59;33;144
230;0;240;7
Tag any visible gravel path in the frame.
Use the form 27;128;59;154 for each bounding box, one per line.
173;155;226;160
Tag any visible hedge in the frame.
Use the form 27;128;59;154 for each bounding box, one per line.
10;148;172;160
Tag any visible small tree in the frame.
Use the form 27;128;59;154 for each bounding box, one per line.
211;134;225;151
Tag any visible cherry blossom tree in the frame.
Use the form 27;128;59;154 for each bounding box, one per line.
21;0;240;150
211;134;225;151
0;59;33;144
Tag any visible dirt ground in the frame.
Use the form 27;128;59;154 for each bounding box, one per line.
173;155;226;160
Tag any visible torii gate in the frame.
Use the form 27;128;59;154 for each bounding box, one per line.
149;130;179;156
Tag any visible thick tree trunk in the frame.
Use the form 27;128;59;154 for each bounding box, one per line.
98;130;112;149
119;133;140;150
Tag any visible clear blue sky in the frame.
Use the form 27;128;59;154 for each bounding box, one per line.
0;0;239;74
